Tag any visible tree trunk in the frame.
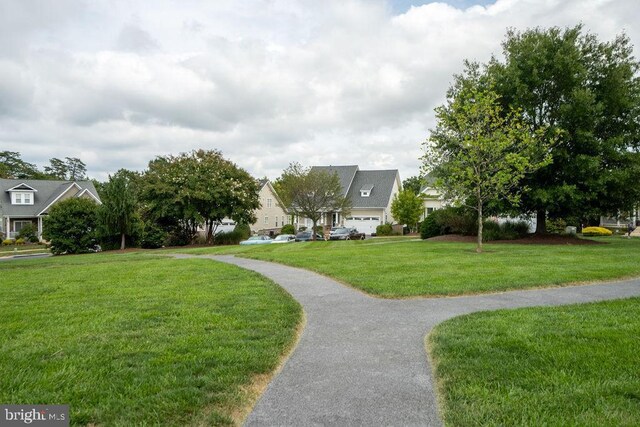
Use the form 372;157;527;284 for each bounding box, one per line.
477;202;483;253
312;220;317;241
535;209;547;234
120;232;126;250
206;220;213;245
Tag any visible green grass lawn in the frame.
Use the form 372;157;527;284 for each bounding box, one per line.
176;236;640;297
427;298;640;426
0;253;301;425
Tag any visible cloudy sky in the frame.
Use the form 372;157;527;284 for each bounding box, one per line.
1;0;638;182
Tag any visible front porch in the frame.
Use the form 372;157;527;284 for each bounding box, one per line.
3;217;43;240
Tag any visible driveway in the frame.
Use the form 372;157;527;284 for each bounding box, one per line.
174;254;640;426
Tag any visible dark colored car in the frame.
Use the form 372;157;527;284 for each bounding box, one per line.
295;231;325;242
329;227;365;240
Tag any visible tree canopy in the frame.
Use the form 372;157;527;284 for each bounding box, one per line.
391;189;424;232
424;63;551;252
140;149;260;244
97;170;140;250
402;176;425;195
489;25;640;231
276;163;350;239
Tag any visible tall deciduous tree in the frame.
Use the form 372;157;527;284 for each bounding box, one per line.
489;25;640;231
141;150;260;245
276;163;350;240
98;170;139;250
391;189;424;232
423;64;551;252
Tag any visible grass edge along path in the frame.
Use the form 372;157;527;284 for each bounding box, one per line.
426;297;640;426
0;253;302;426
175;237;640;298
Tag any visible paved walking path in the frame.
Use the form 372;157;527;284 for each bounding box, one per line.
174;254;640;426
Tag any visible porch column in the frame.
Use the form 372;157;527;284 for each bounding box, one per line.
5;216;9;239
38;217;43;240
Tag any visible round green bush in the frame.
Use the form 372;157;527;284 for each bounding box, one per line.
421;214;440;239
376;223;393;236
42;198;99;255
280;224;295;235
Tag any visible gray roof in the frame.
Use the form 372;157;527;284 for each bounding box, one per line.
346;170;399;208
309;165;400;209
0;179;100;218
310;165;359;197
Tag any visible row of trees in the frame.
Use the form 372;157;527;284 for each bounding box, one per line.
0;152;88;181
423;25;640;252
42;150;261;253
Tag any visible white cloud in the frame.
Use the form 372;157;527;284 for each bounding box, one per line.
0;0;638;182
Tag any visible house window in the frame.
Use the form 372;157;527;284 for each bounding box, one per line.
360;185;373;198
13;220;33;233
264;216;268;225
426;208;434;216
11;192;34;205
282;216;286;225
267;198;272;208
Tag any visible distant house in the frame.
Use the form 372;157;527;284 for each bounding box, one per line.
252;179;291;235
299;165;402;235
0;179;101;240
419;174;445;219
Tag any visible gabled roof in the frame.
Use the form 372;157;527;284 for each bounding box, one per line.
310;165;400;209
6;183;38;192
0;178;101;218
310;165;359;198
346;169;399;208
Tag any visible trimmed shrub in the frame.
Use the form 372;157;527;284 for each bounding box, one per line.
42;198;99;255
420;214;440;239
281;224;295;235
482;220;530;241
2;239;13;246
28;235;39;243
215;230;245;245
376;223;393;236
582;226;613;236
234;223;251;240
14;238;25;245
546;218;567;235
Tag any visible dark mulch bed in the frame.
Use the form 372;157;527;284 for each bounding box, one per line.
427;234;604;245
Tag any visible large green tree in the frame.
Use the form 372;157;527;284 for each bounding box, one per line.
276;163;350;240
489;25;640;232
391;189;424;232
141;150;260;245
97;170;140;250
424;64;551;252
42;198;99;255
44;157;87;180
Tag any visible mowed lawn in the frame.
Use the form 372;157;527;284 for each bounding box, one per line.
0;253;301;425
179;236;640;297
428;298;640;426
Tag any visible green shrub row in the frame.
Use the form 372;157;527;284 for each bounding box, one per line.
420;207;530;241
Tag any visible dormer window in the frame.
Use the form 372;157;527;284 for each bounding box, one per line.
13;192;33;205
360;185;373;197
7;183;37;205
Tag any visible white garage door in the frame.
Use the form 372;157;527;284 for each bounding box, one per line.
344;216;381;235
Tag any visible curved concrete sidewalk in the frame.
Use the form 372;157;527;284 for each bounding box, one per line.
174;254;640;426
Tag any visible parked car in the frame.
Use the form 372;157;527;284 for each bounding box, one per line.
239;235;273;245
329;227;365;241
272;234;296;244
295;231;325;242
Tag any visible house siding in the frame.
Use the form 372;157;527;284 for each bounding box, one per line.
251;182;289;233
